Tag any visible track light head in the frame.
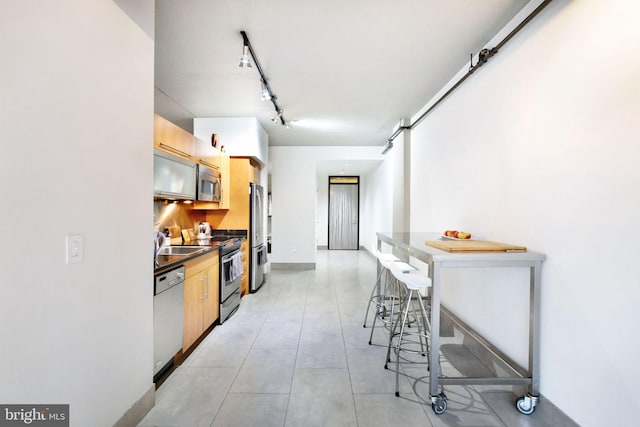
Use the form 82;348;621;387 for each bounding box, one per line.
260;81;271;101
239;44;252;68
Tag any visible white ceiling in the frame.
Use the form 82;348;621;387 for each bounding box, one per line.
155;0;530;153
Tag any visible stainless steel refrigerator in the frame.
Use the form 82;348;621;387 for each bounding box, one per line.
250;183;267;292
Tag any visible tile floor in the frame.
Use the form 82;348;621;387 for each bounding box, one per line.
139;249;574;427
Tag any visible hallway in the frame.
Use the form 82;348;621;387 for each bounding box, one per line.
139;250;562;427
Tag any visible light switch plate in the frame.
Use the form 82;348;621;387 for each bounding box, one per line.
66;234;83;264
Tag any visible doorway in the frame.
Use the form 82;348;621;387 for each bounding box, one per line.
328;176;359;250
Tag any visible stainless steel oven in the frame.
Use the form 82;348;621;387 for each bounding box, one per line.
218;238;242;323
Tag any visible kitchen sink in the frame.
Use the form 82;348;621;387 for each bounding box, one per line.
157;246;207;256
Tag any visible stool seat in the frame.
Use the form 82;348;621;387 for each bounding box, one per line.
391;261;416;273
364;252;410;341
391;270;431;290
378;258;394;270
377;252;399;262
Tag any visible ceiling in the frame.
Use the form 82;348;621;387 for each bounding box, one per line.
155;0;530;154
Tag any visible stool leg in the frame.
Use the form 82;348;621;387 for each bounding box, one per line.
408;293;427;356
395;289;413;397
384;278;400;367
416;291;431;364
363;266;386;327
368;269;391;345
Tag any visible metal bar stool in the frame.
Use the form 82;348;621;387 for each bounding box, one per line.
363;251;398;329
364;251;416;346
386;264;432;397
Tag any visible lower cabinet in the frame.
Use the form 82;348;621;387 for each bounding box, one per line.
183;252;219;352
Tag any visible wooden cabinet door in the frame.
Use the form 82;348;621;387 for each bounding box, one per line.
240;240;249;296
218;155;231;209
182;251;219;351
154;114;196;161
183;271;205;351
202;258;219;328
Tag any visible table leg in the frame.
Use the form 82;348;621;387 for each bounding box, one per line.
529;261;542;396
429;262;441;398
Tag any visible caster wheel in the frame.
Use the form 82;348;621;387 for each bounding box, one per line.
368;340;372;345
432;394;447;415
516;396;536;415
384;363;388;370
395;391;399;397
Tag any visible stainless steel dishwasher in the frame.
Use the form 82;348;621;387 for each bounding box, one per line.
153;265;185;380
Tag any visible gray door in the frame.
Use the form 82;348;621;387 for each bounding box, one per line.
328;180;359;250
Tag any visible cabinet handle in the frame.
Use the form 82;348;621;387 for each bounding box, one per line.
204;274;209;299
199;159;219;170
159;142;194;159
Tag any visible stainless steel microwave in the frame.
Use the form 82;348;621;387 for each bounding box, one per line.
197;164;221;202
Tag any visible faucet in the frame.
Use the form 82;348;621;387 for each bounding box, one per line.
154;230;168;265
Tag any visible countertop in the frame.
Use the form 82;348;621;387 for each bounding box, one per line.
154;243;218;275
376;231;546;263
154;234;246;275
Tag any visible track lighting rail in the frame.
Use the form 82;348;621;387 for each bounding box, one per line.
240;30;287;126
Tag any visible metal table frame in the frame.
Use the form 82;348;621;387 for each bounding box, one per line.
376;232;546;415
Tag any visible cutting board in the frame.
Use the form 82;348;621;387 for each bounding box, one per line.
425;239;526;253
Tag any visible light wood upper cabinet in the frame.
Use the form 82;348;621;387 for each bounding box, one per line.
248;162;257;184
154;114;196;161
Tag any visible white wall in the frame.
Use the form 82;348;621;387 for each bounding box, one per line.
270;147;318;264
193;117;269;166
0;1;154;426
317;178;329;246
409;0;640;425
357;135;407;254
270;146;384;265
316;175;371;249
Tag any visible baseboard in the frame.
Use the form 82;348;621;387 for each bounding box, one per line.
363;247;376;260
271;262;316;270
113;385;155;427
317;246;366;251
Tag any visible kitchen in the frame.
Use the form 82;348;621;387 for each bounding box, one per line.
152;113;268;382
2;1;639;427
